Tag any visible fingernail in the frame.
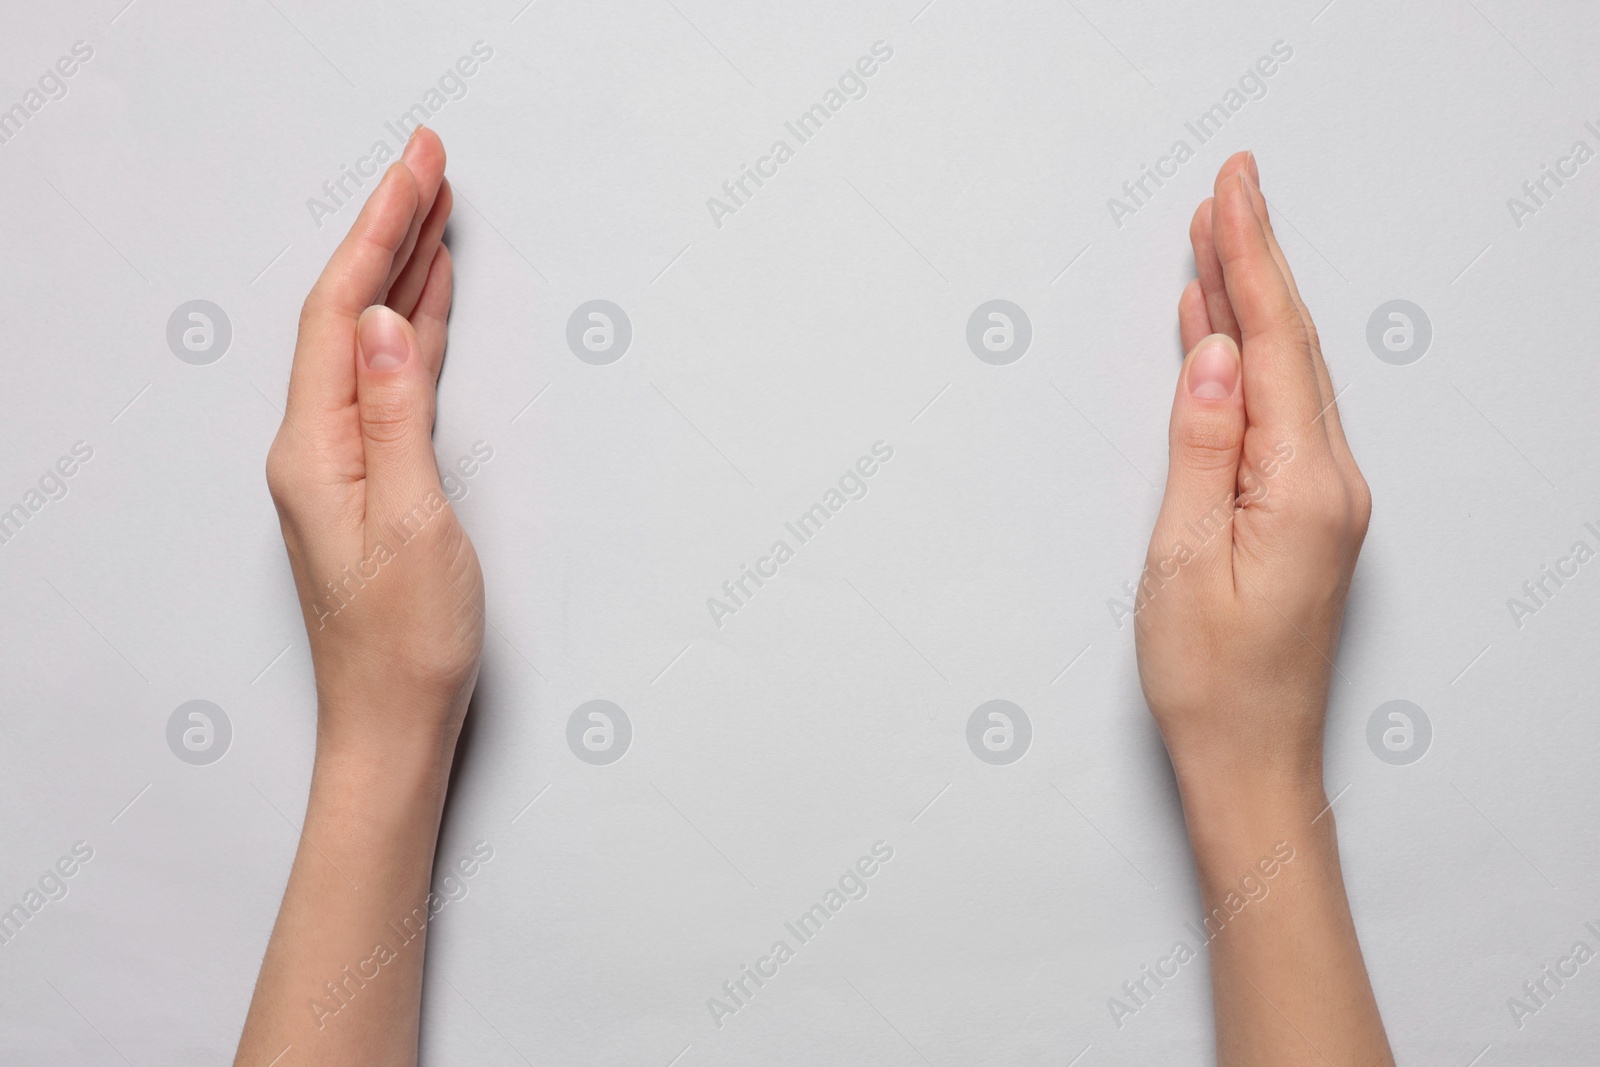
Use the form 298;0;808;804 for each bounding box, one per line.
1245;150;1259;186
1188;334;1239;399
402;127;424;165
358;306;409;372
1237;171;1257;207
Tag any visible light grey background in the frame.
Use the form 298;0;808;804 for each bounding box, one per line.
2;0;1598;1063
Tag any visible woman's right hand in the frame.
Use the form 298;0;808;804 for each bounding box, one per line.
264;127;484;762
1134;150;1371;803
1132;151;1391;1067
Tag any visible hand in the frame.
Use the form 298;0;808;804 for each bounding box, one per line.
1135;153;1392;1067
240;129;483;1066
1135;150;1370;799
264;127;482;758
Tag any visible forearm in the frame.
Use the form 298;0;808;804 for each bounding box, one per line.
243;128;477;1065
1178;762;1393;1067
235;715;457;1066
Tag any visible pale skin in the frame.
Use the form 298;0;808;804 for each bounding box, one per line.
235;127;484;1066
1140;150;1393;1065
234;134;1390;1064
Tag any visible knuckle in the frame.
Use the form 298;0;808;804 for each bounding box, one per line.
1304;318;1324;350
1175;417;1242;470
1259;307;1310;345
360;389;419;444
298;293;327;331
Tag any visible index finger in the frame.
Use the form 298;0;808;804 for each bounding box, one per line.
1210;172;1327;441
286;162;419;421
1238;154;1358;475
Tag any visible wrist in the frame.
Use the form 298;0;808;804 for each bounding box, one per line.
311;690;462;806
1174;767;1330;888
303;741;454;869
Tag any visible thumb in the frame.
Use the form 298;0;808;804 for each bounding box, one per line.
355;305;442;527
1152;333;1245;572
